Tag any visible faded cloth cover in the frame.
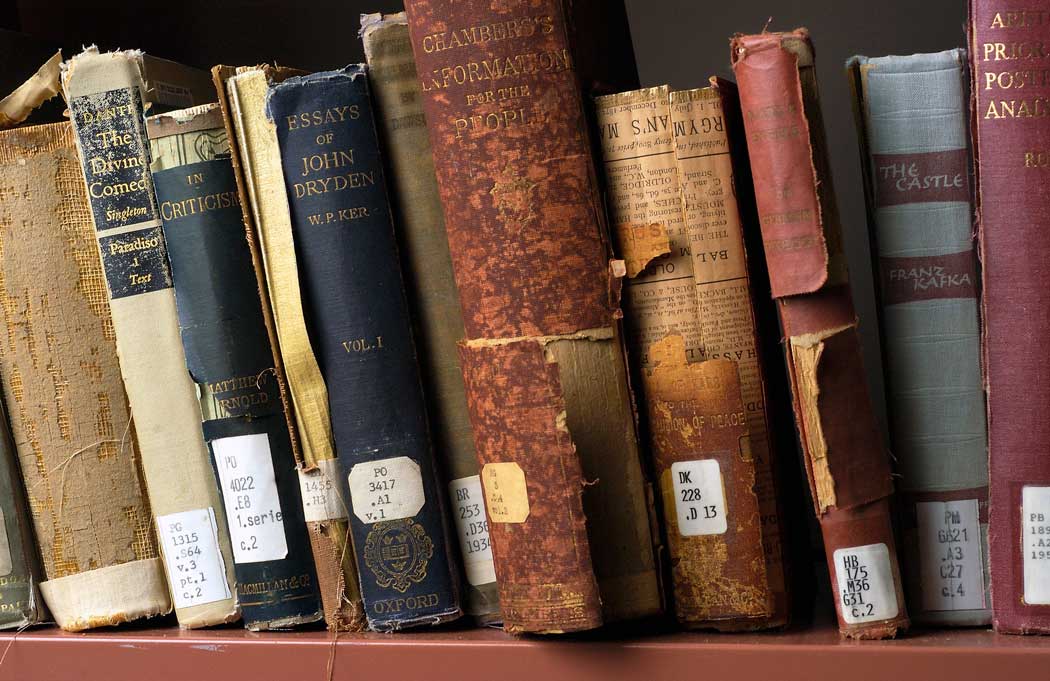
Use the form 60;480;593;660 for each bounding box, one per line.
850;49;989;626
267;66;462;631
215;65;365;632
970;1;1050;634
62;48;239;628
732;29;909;639
0;121;169;630
404;0;661;633
361;11;500;625
595;84;787;629
148;104;324;630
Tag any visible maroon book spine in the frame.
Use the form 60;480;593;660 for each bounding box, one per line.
732;29;909;639
403;0;660;633
970;1;1050;634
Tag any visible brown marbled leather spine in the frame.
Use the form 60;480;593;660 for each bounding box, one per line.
404;0;661;633
731;29;909;639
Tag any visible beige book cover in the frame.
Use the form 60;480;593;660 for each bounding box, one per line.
214;64;364;631
61;47;239;628
0;120;171;631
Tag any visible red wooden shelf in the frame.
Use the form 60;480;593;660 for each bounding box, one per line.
0;622;1047;681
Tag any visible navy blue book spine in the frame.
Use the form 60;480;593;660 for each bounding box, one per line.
267;66;462;630
151;115;324;630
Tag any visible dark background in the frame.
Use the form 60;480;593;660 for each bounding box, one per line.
6;0;970;422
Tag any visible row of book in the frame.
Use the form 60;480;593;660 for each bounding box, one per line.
0;0;1041;640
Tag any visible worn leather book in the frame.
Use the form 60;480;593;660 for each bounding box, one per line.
672;81;793;627
148;103;324;630
970;1;1050;634
850;50;989;627
732;29;909;639
214;65;365;631
404;0;662;633
595;84;788;629
266;66;462;631
361;12;499;625
62;48;239;628
0;119;171;631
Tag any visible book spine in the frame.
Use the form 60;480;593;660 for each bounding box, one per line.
849;50;990;627
61;48;239;628
595;85;781;629
970;0;1050;634
267;66;462;631
732;30;909;639
361;13;499;624
0;121;170;630
670;83;792;628
214;65;366;632
0;404;43;629
404;0;662;634
148;105;324;630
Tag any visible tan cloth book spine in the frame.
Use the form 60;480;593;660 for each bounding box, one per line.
360;12;499;624
61;47;239;629
213;65;365;631
0;119;170;631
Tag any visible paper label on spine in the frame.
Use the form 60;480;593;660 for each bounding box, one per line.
0;508;12;577
298;458;349;522
1023;486;1050;604
156;508;232;609
347;456;424;524
481;462;530;523
834;543;899;624
670;459;727;536
213;433;288;564
916;499;985;611
448;475;496;586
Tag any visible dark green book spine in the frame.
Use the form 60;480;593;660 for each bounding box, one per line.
149;105;323;630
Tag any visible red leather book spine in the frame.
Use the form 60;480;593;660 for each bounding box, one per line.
404;0;661;633
732;29;909;639
970;0;1050;634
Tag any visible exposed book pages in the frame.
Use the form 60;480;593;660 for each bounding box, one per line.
148;103;324;630
732;29;909;639
214;64;365;631
595;84;788;629
404;0;662;633
360;11;499;624
61;47;239;628
849;49;989;627
969;0;1050;634
266;65;462;631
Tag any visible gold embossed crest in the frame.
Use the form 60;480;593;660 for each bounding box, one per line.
489;164;537;226
363;519;433;593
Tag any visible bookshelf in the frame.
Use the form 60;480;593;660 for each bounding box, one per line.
0;623;1047;681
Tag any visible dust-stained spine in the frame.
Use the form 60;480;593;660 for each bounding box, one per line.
62;47;239;629
0;120;169;631
850;50;988;627
267;66;461;631
969;0;1050;635
361;12;499;624
214;64;366;631
596;84;786;629
732;29;909;640
405;0;662;633
148;104;324;631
